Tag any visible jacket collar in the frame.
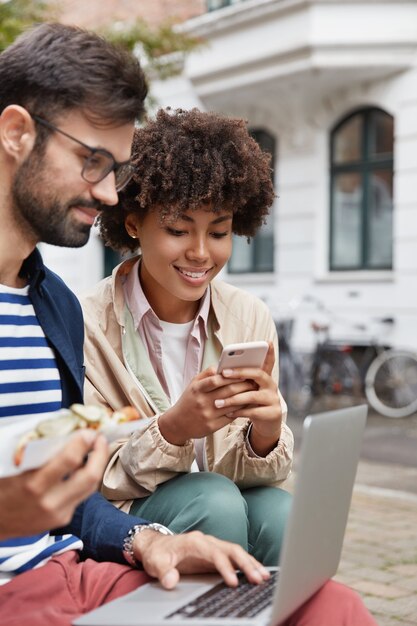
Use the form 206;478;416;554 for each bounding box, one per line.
110;256;139;327
20;247;46;291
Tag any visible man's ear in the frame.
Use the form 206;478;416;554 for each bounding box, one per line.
0;105;37;161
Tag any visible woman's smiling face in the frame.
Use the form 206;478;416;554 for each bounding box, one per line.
125;207;233;322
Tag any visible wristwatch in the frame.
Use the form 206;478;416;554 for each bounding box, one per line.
123;523;174;567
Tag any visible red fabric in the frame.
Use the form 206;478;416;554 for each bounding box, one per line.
282;580;378;626
0;555;376;626
0;550;150;626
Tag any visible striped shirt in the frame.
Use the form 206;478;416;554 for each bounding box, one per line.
0;284;82;584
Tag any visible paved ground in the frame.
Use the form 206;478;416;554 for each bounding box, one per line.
287;404;417;625
337;481;417;626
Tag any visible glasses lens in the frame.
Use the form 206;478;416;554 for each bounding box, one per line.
115;163;135;191
82;152;134;191
82;152;113;184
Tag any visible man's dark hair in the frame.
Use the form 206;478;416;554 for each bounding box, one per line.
98;108;275;252
0;22;148;125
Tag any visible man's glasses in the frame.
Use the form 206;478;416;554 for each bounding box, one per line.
32;115;134;192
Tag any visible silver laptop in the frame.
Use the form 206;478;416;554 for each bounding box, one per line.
74;404;367;626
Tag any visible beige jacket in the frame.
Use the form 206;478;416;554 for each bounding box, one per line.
81;258;294;512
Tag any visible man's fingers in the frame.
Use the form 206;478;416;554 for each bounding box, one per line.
208;540;269;586
161;568;180;590
137;533;271;592
230;548;270;584
30;430;100;493
208;548;239;586
176;535;270;587
46;434;109;508
31;433;108;521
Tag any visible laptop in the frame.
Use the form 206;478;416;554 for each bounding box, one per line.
74;404;368;626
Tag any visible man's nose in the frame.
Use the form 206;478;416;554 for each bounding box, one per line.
91;171;119;207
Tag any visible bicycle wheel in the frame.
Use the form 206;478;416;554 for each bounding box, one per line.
279;350;312;417
312;349;362;410
365;349;417;418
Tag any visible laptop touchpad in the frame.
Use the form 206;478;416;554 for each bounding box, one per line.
125;582;214;604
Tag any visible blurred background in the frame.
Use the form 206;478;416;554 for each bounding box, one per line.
11;0;413;359
3;0;417;387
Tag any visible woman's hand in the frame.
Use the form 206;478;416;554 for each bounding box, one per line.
158;367;254;446
213;342;283;456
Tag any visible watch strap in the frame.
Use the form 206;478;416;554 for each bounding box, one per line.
123;523;174;567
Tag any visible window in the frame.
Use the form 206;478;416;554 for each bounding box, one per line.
330;108;394;271
206;0;248;11
228;129;276;274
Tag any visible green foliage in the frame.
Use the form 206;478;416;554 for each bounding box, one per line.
0;0;51;52
103;18;204;80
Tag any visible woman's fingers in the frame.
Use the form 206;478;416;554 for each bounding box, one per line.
262;341;275;375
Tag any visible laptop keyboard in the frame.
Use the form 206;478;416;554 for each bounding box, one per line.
167;570;278;619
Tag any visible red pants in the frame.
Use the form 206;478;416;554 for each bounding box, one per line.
283;579;378;626
0;551;377;626
0;551;150;626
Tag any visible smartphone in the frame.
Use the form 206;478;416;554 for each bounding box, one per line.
217;341;269;374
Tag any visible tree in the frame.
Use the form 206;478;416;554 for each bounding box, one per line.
102;18;203;81
0;1;203;92
0;0;52;52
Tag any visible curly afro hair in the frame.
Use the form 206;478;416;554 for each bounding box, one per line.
98;108;275;252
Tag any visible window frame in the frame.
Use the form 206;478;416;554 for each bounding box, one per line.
228;127;276;275
206;0;247;11
329;107;394;272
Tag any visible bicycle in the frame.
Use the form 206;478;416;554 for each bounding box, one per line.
277;315;362;417
276;296;417;418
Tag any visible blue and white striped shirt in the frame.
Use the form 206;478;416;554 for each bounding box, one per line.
0;284;82;584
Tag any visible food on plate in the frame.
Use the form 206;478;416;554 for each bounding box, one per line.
13;404;140;466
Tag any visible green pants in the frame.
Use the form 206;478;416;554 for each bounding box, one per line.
130;472;292;565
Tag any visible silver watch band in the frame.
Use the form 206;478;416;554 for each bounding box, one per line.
123;523;174;567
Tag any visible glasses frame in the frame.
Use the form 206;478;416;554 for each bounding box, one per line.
32;115;134;191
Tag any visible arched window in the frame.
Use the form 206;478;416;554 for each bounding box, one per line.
228;128;276;274
330;108;394;271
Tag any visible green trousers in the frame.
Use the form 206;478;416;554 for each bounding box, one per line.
130;472;292;566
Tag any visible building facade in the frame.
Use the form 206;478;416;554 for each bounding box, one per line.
44;0;417;351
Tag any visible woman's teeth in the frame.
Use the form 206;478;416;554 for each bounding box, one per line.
178;268;208;278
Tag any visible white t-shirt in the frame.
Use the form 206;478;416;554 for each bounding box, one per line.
159;319;194;404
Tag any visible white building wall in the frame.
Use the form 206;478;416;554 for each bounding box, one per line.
178;1;417;351
262;65;417;351
38;0;417;353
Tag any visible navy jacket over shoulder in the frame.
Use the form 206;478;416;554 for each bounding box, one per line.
23;248;148;565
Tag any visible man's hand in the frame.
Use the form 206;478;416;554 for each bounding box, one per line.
133;530;270;590
0;430;108;540
158;367;253;446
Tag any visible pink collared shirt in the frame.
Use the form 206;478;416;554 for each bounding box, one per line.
123;259;211;402
123;260;262;465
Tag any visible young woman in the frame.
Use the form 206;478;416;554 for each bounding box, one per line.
82;108;294;565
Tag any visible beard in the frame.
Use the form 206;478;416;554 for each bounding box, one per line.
11;148;102;248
